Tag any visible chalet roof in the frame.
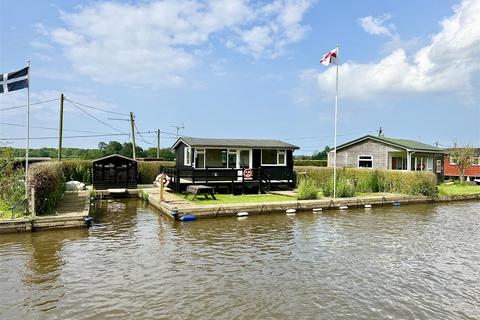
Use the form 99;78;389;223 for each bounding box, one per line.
92;154;137;163
172;137;299;150
335;135;445;153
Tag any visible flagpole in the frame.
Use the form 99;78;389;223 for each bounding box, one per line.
333;45;339;199
25;61;31;208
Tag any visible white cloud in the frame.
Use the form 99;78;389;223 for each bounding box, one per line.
42;0;313;86
315;0;480;100
358;14;394;37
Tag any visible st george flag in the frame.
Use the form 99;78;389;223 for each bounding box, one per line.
0;66;29;93
320;47;337;66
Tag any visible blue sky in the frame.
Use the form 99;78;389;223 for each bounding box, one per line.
1;0;479;154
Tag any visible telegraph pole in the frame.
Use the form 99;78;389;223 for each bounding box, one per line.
129;112;136;159
157;129;160;159
57;93;64;161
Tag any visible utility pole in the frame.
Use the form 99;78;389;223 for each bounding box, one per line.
130;112;136;159
157;129;160;159
58;93;64;161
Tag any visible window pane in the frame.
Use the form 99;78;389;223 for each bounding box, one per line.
228;153;237;168
240;150;250;168
205;149;227;168
359;160;372;168
262;150;277;164
278;153;285;165
196;152;205;168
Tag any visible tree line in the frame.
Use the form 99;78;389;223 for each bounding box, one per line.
9;141;175;160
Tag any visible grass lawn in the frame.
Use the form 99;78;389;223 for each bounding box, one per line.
438;183;480;196
184;193;296;205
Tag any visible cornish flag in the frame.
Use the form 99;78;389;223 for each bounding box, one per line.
0;67;29;93
320;48;338;66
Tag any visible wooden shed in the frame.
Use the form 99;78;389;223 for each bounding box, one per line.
93;154;137;190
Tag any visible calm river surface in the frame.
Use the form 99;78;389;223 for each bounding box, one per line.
0;200;479;319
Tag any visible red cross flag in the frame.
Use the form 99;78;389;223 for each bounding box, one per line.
320;47;338;66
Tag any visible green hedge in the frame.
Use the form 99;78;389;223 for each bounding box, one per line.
294;160;327;167
295;166;438;197
137;161;175;184
61;160;175;185
27;162;65;215
62;160;93;184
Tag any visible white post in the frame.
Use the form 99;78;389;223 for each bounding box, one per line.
25;61;31;206
333;45;339;199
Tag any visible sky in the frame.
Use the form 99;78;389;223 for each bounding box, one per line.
0;0;479;154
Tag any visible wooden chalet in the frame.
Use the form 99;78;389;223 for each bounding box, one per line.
164;137;299;193
93;154;137;190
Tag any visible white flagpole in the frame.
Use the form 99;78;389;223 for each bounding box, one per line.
333;45;339;199
25;61;31;207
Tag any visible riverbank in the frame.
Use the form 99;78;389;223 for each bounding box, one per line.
0;191;91;233
144;188;480;220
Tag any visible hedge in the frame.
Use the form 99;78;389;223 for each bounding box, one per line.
294;160;327;167
294;166;438;197
137;161;175;184
27;162;65;215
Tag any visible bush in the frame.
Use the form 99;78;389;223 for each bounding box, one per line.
62;160;93;184
297;179;319;200
295;166;438;197
27;162;65;215
294;160;327;167
0;148;25;216
137;161;175;184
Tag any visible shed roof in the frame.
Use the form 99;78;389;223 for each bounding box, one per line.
172;137;299;150
92;154;137;163
335;135;444;152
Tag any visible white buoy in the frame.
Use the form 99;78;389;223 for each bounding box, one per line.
364;204;372;209
339;206;348;210
286;208;296;215
313;208;323;213
237;212;249;217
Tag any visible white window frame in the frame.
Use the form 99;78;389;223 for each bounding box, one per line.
261;149;287;166
358;155;373;168
184;147;191;166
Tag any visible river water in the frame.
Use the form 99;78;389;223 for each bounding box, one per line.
0;200;479;319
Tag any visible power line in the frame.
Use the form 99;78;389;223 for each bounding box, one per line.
0;98;60;112
67;100;127;135
0;121;115;134
134;123;156;146
65;98;129;116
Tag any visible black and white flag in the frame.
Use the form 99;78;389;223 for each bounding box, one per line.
0;66;29;93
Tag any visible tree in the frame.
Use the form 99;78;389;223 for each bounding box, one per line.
447;144;476;183
312;146;330;160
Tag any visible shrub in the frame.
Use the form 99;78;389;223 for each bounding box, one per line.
27;162;65;215
295;166;438;197
294;160;327;167
62;160;93;184
297;179;319;200
137;161;175;184
0;148;26;216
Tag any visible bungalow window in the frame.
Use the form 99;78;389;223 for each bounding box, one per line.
195;149;205;168
278;150;286;165
261;150;286;166
358;155;373;168
205;149;228;168
228;149;237;168
184;147;191;166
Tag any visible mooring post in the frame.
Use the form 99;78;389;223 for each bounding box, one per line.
30;187;36;218
159;174;165;202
